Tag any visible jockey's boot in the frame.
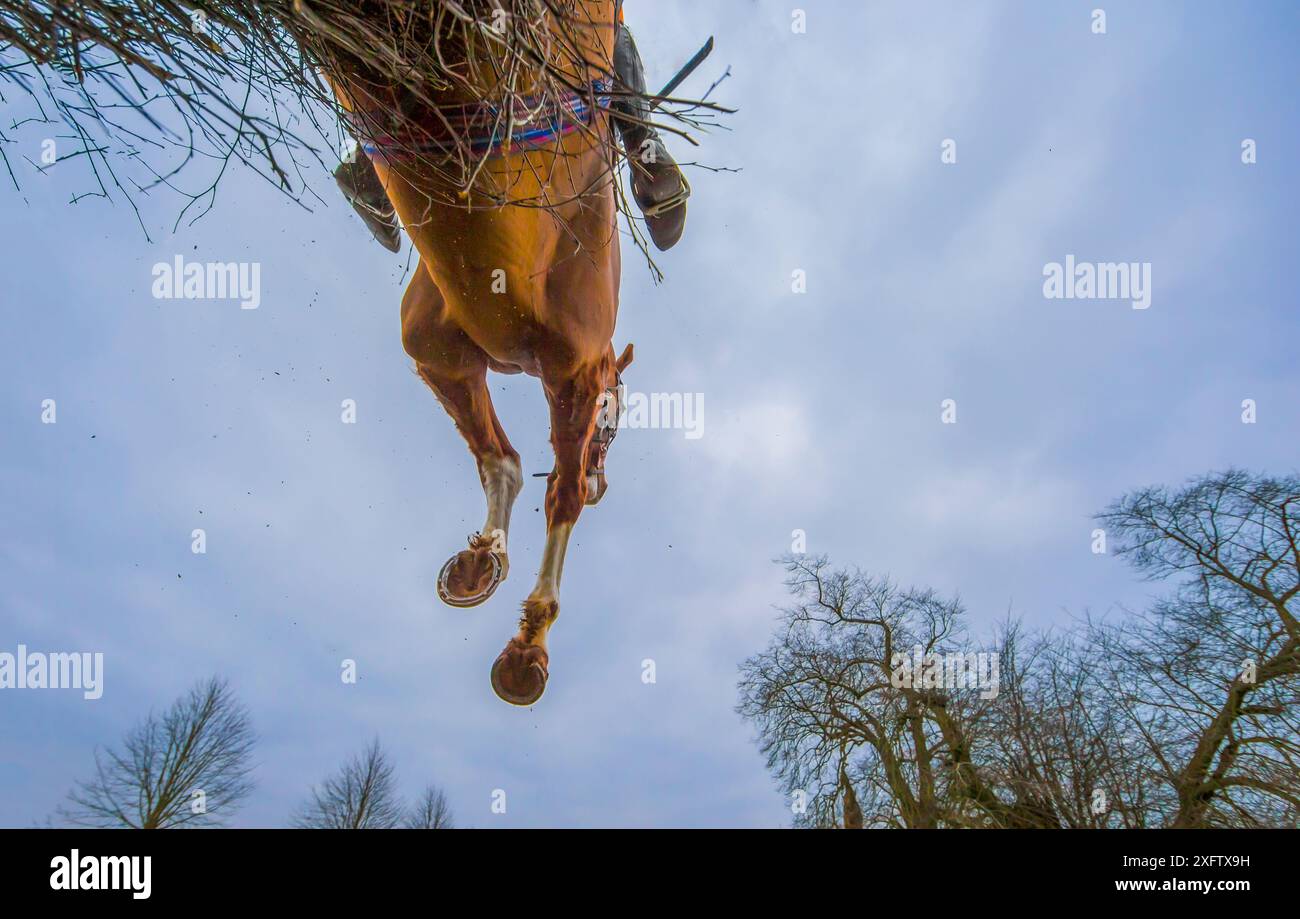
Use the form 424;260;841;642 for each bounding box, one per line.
612;25;690;251
334;146;402;253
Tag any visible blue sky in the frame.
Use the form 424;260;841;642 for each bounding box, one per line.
1;0;1297;827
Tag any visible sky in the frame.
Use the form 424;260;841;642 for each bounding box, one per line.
1;0;1297;828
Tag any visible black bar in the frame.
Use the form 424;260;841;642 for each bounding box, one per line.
0;828;1281;905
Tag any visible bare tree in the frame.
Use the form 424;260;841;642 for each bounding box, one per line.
975;625;1155;828
405;786;455;829
1099;469;1299;642
1094;469;1300;827
294;739;406;829
739;470;1300;829
59;676;255;828
737;559;1154;828
737;557;1046;829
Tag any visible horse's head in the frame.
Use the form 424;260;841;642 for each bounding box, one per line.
586;342;634;506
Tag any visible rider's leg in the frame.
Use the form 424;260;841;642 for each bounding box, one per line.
611;21;691;252
335;144;403;253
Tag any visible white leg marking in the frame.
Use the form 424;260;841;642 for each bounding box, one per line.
527;521;573;606
479;454;522;573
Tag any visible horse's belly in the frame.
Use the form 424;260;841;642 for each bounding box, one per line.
422;224;616;377
385;155;618;377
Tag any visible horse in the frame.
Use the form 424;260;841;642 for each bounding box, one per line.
327;1;634;706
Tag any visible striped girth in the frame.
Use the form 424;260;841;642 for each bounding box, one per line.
355;80;613;161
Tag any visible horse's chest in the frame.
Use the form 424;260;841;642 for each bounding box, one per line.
442;285;547;373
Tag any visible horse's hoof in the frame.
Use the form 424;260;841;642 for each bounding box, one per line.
436;548;504;609
490;639;549;706
584;472;608;506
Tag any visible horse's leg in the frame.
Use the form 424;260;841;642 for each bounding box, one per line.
490;363;608;705
402;266;523;607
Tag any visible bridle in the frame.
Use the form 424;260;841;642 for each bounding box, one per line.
590;375;624;478
529;374;623;482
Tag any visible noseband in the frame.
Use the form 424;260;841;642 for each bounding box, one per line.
530;375;623;481
590;376;624;477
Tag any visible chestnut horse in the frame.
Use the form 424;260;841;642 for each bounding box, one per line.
329;1;631;705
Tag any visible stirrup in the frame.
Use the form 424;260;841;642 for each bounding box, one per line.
641;170;691;218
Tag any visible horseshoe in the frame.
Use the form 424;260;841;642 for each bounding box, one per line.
436;550;504;609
